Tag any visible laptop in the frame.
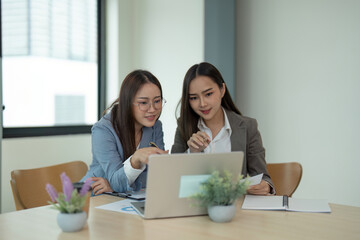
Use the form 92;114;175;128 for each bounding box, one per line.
131;151;244;219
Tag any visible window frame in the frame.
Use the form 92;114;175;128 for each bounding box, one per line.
1;0;106;138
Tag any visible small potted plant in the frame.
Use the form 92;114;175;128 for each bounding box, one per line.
46;172;91;232
190;170;250;223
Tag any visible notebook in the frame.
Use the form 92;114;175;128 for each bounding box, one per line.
241;195;331;213
131;151;244;219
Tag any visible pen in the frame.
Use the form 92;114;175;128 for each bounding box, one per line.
117;192;130;198
149;141;160;148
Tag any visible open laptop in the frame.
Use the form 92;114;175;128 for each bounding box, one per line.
131;151;244;219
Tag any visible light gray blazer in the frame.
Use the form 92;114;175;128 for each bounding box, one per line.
171;109;274;190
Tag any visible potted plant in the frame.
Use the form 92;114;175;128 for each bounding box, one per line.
46;172;91;232
190;170;250;223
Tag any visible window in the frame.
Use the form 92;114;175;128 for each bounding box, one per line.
1;0;104;137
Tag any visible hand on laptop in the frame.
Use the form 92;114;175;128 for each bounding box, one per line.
130;147;169;169
187;131;211;153
247;180;271;195
91;177;113;195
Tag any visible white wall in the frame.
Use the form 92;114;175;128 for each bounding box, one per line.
106;0;135;105
133;0;204;150
1;135;92;213
236;0;360;207
112;0;205;150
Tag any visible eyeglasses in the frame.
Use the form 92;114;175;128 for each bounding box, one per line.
133;98;166;111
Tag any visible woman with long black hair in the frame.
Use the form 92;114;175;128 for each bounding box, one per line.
172;62;274;195
82;70;167;195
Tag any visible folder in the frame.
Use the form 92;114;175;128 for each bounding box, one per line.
241;195;331;213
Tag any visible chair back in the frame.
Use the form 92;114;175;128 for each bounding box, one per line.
10;161;88;210
267;162;302;197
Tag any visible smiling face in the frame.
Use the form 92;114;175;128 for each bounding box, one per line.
132;82;162;132
188;76;225;123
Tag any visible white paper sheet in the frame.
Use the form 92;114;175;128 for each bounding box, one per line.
96;199;142;215
241;173;263;186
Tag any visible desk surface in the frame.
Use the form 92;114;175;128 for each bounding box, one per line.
1;195;359;240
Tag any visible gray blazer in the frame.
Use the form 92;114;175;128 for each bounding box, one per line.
171;109;274;190
81;113;165;193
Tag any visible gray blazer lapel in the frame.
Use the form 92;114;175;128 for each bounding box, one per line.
226;110;247;153
230;126;247;152
226;109;247;175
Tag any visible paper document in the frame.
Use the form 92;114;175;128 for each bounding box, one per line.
240;173;263;186
96;199;142;215
242;195;331;213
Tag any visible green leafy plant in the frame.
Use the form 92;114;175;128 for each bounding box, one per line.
190;170;250;207
45;172;91;213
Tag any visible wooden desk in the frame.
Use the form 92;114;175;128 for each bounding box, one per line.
0;194;359;240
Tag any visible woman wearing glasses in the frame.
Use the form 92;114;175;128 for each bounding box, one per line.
82;70;168;195
171;62;274;195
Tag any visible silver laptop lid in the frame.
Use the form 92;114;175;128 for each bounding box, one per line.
143;151;244;219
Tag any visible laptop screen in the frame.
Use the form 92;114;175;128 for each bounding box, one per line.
138;151;244;219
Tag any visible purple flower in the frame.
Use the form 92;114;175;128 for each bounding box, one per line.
46;183;58;202
80;178;92;196
60;172;74;202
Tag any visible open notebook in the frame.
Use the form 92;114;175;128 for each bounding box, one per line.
242;195;331;213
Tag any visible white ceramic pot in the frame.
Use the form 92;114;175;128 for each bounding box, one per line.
57;211;87;232
207;204;236;223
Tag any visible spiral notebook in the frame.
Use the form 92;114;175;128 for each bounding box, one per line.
242;195;331;213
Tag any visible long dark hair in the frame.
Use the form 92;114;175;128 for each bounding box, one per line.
176;62;241;142
106;70;163;160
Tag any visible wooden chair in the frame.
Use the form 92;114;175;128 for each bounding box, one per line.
267;162;302;197
10;161;88;210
